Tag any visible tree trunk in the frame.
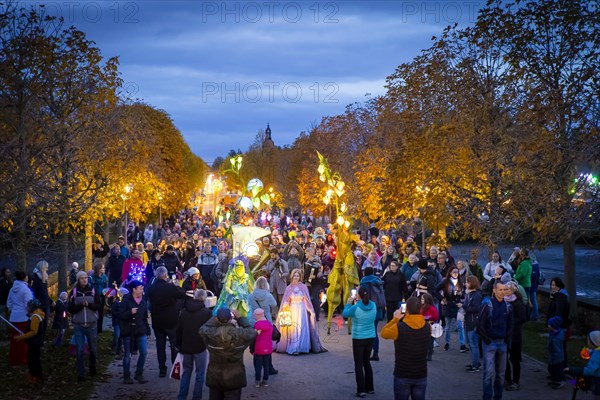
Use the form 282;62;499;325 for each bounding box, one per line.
85;220;93;271
58;232;69;293
562;236;578;333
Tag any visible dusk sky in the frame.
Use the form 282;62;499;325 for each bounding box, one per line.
36;1;485;162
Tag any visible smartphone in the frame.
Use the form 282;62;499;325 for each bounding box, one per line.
400;302;407;313
351;289;357;298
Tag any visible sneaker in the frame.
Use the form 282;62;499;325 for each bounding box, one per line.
370;354;379;361
367;390;375;394
356;393;366;398
466;366;481;372
260;381;269;387
444;343;449;351
460;345;469;353
255;381;261;388
551;382;564;390
123;376;134;384
269;368;278;375
134;374;148;384
506;383;520;391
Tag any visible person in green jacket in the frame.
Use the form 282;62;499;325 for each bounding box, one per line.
343;286;377;398
513;248;532;313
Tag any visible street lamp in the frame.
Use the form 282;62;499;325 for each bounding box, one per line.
157;190;163;226
121;183;133;246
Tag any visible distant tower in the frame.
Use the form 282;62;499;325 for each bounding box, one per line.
263;123;275;149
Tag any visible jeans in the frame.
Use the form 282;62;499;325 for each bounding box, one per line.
112;324;122;354
154;326;177;372
482;340;507;400
123;335;148;378
444;317;465;346
393;376;427;400
352;338;374;394
178;351;208;400
253;354;271;382
466;329;480;368
530;290;539;320
73;324;98;377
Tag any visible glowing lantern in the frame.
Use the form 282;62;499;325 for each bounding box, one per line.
336;216;345;225
247;178;264;197
278;305;293;327
238;196;253;210
340;202;347;212
344;220;350;229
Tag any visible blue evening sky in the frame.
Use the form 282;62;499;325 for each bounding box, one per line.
31;0;484;162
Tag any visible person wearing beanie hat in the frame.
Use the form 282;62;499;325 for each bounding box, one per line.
199;307;256;399
252;308;273;387
14;297;46;383
182;267;206;294
547;314;566;388
565;330;600;397
120;279;151;384
68;267;101;382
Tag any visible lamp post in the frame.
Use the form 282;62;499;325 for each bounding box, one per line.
121;184;133;246
157;190;163;226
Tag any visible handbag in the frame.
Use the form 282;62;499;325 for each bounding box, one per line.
271;324;281;342
170;352;184;380
205;290;217;308
430;322;443;338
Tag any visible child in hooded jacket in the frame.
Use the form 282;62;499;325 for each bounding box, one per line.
253;308;273;388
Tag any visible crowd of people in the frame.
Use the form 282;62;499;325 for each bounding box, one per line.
0;209;599;400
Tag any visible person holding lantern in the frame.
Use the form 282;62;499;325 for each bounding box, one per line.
275;268;326;355
565;330;600;398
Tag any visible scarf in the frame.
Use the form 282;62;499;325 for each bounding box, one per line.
504;294;517;302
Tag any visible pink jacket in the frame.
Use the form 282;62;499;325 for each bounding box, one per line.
253;320;273;355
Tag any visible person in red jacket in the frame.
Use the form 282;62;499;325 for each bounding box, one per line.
252;308;273;388
121;249;146;286
420;293;439;361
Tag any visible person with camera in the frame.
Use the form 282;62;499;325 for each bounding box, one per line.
343;286;377;398
381;296;431;400
199;307;257;400
265;248;289;306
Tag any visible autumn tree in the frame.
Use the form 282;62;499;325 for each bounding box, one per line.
480;0;600;322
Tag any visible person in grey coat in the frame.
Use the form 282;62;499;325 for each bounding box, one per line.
264;248;289;306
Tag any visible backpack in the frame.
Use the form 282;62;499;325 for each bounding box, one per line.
531;261;546;286
538;270;546;285
365;281;386;309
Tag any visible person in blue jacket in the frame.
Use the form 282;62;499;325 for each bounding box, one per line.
566;330;600;397
343;286;377;398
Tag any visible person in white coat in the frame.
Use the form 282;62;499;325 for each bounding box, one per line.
7;270;33;366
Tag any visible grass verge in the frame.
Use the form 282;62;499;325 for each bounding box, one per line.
522;319;588;367
0;329;114;400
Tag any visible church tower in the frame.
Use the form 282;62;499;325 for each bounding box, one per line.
262;123;275;149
